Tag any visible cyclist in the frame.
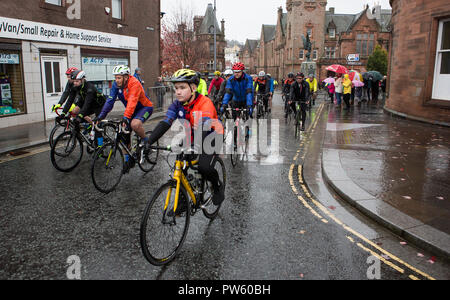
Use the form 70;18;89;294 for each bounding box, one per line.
95;65;154;173
197;72;209;96
221;62;254;118
52;67;78;115
266;73;275;113
217;69;233;105
145;69;225;207
306;74;318;107
254;71;271;114
208;71;224;106
289;72;310;132
283;73;295;118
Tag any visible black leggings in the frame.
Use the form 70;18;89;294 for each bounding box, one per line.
198;154;220;189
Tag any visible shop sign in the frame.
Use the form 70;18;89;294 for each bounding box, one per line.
347;54;360;62
82;57;129;66
0;16;138;50
0;53;20;64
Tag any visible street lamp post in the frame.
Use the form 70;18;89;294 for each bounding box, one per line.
213;0;217;72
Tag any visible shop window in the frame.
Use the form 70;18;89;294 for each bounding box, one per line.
82;56;129;95
0;51;26;117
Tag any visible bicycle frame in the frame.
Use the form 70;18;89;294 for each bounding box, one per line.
166;158;199;214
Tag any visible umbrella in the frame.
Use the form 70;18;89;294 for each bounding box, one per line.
326;64;349;74
349;71;362;82
323;77;335;84
352;80;365;87
363;71;383;81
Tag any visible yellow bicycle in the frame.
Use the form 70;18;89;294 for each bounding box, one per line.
140;145;227;266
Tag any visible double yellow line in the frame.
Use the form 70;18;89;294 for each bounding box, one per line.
288;103;436;280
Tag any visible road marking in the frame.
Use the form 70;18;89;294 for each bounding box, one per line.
288;100;436;280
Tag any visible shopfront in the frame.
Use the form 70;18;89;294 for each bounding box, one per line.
0;43;26;118
0;16;139;128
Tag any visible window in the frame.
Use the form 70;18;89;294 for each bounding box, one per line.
45;0;62;5
356;32;375;56
325;47;336;58
299;50;304;60
313;50;318;60
329;28;336;39
112;0;123;20
0;50;26;117
307;28;312;38
432;19;450;101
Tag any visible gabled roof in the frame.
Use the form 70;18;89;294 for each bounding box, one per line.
262;25;276;43
244;39;259;54
325;13;355;34
198;3;222;35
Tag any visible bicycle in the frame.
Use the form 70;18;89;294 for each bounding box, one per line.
226;107;250;168
140;145;227;266
50;117;116;173
49;107;76;148
255;94;268;120
91;120;160;194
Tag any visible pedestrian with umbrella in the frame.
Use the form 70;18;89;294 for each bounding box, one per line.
342;74;353;110
335;74;343;107
323;77;335;104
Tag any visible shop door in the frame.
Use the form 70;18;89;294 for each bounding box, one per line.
41;56;67;120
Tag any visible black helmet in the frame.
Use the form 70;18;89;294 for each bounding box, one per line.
288;72;295;79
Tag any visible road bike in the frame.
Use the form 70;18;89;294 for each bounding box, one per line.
50;117;115;173
140;145;227;266
49;107;76;148
91;120;160;194
255;94;269;120
226;107;250;168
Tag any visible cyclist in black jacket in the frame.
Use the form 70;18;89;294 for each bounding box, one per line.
52;67;79;115
289;72;310;131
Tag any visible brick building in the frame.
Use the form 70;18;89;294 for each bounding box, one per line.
0;0;161;128
193;4;226;74
242;0;391;82
386;0;450;125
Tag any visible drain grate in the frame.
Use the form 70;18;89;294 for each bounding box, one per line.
9;150;30;156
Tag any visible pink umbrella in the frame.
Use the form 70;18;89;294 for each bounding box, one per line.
323;77;335;84
353;80;365;87
326;64;349;74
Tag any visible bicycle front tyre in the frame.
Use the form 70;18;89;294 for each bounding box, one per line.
140;182;191;266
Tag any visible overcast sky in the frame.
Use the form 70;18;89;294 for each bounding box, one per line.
161;0;392;42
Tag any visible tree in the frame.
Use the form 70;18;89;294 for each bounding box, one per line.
367;44;388;75
161;2;207;76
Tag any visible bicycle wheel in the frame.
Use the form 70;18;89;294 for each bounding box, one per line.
138;131;159;173
91;143;124;194
295;111;301;138
49;123;68;148
202;156;227;220
230;126;239;167
140;181;191;266
51;131;84;173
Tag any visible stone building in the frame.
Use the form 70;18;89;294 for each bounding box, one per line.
243;0;391;82
193;3;226;74
386;0;450;125
0;0;161;128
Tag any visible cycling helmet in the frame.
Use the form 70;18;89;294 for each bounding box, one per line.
288;72;295;79
112;65;131;76
258;71;266;77
170;69;200;85
232;62;245;71
224;69;233;76
267;74;272;78
65;67;79;76
71;70;86;80
296;72;305;78
214;71;221;76
309;74;315;78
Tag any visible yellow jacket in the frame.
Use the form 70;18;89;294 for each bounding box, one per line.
342;75;352;94
197;79;208;96
306;78;318;93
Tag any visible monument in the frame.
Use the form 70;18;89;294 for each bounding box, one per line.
300;34;317;77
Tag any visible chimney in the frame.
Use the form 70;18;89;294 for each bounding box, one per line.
329;7;335;14
221;19;225;36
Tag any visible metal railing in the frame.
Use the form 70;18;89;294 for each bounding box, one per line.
147;85;175;112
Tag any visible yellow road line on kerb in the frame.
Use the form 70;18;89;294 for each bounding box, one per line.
289;100;436;281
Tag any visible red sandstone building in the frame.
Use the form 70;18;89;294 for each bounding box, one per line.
386;0;450;125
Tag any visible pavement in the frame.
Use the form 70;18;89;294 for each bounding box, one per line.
1;95;449;262
321;99;450;260
0;110;165;155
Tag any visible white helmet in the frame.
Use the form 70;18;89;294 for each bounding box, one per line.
112;65;131;76
224;69;233;76
258;71;266;77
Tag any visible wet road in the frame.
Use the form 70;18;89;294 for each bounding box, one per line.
0;93;449;280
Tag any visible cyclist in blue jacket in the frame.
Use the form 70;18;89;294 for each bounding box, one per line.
221;62;254;118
